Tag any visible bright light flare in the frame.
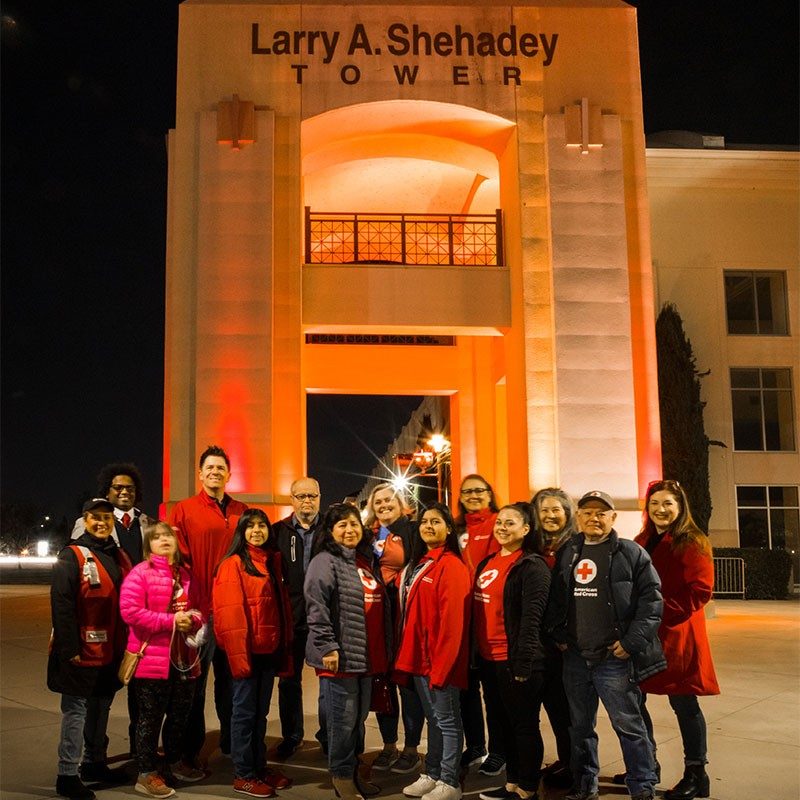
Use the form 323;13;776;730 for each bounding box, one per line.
391;474;411;492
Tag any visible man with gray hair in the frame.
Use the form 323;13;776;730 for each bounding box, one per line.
273;477;324;758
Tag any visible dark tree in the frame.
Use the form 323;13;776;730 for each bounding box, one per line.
655;303;715;531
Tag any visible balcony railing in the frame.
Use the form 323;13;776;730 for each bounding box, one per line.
305;207;504;267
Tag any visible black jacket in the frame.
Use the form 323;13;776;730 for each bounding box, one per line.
474;551;551;679
275;514;323;635
544;530;667;682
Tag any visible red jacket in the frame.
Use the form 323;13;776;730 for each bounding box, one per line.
169;491;247;616
213;545;293;679
394;547;471;690
637;530;720;696
460;510;500;575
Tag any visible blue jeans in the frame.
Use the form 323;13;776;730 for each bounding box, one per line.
413;676;463;788
57;694;113;776
376;682;425;748
320;675;372;778
231;655;277;778
563;651;657;797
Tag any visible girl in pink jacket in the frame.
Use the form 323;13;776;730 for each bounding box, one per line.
120;521;205;797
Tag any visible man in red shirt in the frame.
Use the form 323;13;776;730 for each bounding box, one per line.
169;445;247;766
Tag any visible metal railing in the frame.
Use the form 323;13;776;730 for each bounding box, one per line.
305;207;504;267
713;556;746;598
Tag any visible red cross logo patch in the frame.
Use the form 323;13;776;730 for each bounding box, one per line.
574;559;596;585
358;568;378;591
477;568;499;589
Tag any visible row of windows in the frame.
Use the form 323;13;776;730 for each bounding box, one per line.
731;367;795;451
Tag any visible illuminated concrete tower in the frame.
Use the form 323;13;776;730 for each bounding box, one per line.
164;0;661;531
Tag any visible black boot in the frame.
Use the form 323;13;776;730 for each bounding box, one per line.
612;758;661;786
55;775;96;800
354;764;381;797
664;765;710;800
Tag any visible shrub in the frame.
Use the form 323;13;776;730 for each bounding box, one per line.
714;547;793;600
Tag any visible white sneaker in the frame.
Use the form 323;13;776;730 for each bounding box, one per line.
403;774;438;797
422;781;462;800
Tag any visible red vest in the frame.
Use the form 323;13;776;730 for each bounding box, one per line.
70;545;128;667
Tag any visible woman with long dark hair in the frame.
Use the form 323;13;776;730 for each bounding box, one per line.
305;504;391;800
636;480;719;800
363;483;424;774
213;509;294;798
472;503;551;800
454;474;502;775
395;503;471;800
528;488;575;789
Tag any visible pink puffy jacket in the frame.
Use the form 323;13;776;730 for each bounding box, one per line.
120;555;196;680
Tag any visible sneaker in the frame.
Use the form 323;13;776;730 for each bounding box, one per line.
170;760;205;782
421;781;462;800
260;767;293;790
135;774;176;798
272;738;304;761
460;746;487;768
372;748;399;771
479;788;517;800
478;755;505;777
56;775;96;800
391;752;422;774
564;791;599;800
234;777;276;798
403;774;438;797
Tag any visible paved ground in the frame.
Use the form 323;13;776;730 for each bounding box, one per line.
1;586;798;800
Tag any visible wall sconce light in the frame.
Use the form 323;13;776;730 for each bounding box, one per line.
565;97;603;155
217;93;255;150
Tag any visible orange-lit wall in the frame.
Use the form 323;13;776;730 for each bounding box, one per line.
165;0;660;528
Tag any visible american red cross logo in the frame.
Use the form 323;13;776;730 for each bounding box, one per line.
477;568;499;589
358;568;378;591
574;559;597;585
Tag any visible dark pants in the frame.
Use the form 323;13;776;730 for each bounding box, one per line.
278;632;307;743
320;676;372;778
231;655;277;779
127;680;140;755
136;673;196;773
182;622;232;760
542;652;572;765
641;693;708;766
460;666;505;755
480;658;546;790
376;682;424;748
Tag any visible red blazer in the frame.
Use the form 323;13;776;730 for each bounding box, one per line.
637;530;720;696
394;547;471;690
213;545;293;680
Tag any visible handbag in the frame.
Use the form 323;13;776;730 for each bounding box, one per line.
118;642;147;685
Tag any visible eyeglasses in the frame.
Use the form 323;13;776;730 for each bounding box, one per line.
461;487;489;496
293;493;319;501
110;484;135;494
578;509;612;520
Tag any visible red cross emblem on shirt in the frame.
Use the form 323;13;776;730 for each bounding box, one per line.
574;559;596;585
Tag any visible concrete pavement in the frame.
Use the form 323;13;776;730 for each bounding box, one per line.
1;586;798;800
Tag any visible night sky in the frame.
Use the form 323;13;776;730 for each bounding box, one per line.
1;2;797;524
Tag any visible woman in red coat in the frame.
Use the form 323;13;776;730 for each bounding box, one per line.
395;502;471;800
213;509;294;799
636;480;719;800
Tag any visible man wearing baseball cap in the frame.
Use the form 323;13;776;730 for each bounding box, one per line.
545;490;665;800
49;498;133;799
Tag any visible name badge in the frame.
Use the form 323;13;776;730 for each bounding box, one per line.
84;629;108;643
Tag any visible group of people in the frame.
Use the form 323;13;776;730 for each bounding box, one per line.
49;447;719;800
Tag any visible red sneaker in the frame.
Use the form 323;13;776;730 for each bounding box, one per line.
233;778;276;798
260;768;292;790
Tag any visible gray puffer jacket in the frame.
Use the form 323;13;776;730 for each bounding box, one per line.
304;546;390;673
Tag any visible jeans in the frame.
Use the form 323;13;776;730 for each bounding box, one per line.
182;616;232;759
57;694;113;776
376;682;424;748
641;693;708;766
136;673;196;773
278;632;306;743
413;676;463;788
231;655;277;778
563;650;657;797
320;676;372;778
488;662;547;792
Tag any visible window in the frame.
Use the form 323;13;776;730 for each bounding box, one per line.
731;368;795;450
724;271;788;334
737;485;800;582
